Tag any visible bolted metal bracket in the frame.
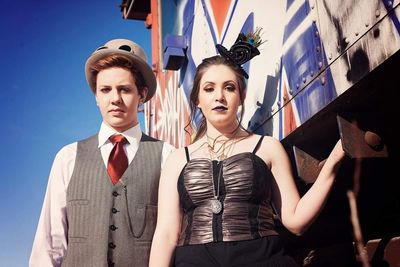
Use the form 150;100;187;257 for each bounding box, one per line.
292;114;388;183
337;115;387;159
293;146;326;184
163;34;187;70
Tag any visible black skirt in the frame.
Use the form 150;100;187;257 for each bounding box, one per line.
174;235;299;267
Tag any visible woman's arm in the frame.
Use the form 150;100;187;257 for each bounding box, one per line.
149;149;186;267
267;138;345;235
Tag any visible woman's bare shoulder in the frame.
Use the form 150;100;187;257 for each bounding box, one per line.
165;146;188;163
250;134;282;147
251;134;286;165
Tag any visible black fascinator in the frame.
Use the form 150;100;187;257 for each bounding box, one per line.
216;27;264;79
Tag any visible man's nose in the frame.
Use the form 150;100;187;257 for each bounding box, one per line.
111;89;122;103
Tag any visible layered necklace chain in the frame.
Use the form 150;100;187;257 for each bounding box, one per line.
206;131;239;161
206;129;241;214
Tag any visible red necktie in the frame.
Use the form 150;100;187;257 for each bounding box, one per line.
107;134;128;185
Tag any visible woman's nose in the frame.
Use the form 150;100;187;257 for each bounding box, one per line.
215;89;225;102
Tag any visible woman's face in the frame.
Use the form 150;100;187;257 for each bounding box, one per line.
197;64;242;129
95;67;147;132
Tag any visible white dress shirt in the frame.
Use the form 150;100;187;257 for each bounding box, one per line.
29;123;174;267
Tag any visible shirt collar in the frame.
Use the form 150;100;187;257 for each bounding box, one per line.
98;122;142;147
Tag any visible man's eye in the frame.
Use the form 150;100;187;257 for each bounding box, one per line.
100;88;111;93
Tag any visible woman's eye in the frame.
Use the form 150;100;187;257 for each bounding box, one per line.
225;85;236;91
204;87;214;92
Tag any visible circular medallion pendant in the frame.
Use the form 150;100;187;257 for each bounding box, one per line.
210;199;223;214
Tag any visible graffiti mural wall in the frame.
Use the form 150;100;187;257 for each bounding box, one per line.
147;0;399;148
128;1;400;264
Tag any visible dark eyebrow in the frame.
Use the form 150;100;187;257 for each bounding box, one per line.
116;84;132;89
97;84;111;88
223;80;237;86
202;80;237;87
202;81;215;86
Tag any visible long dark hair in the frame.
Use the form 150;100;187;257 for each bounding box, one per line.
185;55;248;142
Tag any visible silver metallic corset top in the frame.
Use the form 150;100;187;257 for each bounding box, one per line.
177;152;278;246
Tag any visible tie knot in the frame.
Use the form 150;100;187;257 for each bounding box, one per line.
109;134;128;145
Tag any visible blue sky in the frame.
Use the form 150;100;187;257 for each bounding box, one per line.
0;1;151;266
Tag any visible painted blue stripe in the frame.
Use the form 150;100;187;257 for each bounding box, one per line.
283;1;310;43
293;66;336;123
382;0;400;35
282;26;318;94
201;0;240;51
286;0;296;11
282;23;337;123
201;0;218;45
221;0;239;43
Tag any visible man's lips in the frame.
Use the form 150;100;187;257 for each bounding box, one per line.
109;108;125;114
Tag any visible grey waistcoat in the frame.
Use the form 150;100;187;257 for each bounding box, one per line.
61;133;163;267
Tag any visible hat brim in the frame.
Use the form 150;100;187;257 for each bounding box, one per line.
85;49;157;102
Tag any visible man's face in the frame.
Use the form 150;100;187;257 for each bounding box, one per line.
95;67;147;132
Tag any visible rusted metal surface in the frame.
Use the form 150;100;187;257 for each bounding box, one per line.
365;236;400;266
292;113;388;183
120;0;150;20
293;146;326;184
337;115;388;159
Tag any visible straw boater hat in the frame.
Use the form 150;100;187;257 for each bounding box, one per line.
85;39;157;102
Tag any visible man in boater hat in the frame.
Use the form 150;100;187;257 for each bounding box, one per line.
30;39;174;267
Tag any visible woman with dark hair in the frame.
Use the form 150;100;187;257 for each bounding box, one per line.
149;32;345;267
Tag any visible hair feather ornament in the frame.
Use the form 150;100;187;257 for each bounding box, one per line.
216;27;264;79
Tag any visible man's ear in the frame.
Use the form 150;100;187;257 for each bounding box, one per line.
141;87;149;103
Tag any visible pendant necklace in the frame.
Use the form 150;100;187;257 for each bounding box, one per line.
210;162;223;214
206;130;240;214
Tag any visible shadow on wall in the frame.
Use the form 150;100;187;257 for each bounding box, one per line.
248;75;279;136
